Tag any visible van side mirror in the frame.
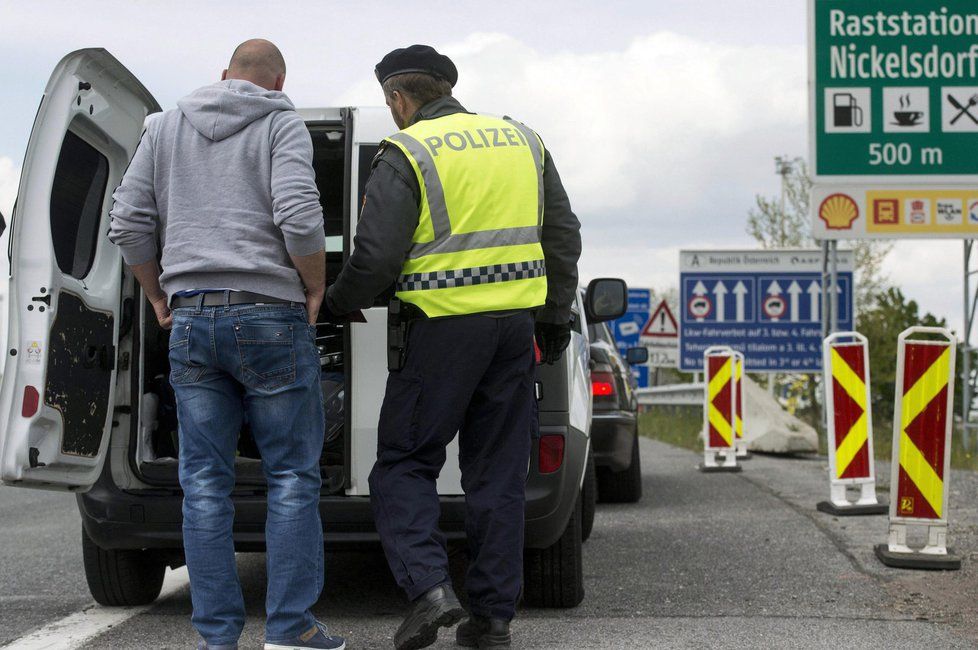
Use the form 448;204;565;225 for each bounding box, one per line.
0;211;6;238
584;278;627;323
626;347;648;365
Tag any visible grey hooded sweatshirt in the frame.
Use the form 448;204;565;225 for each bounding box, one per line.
109;79;324;303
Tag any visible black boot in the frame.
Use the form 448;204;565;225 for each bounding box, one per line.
455;616;511;649
394;584;466;650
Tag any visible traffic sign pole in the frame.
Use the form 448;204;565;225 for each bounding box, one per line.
875;327;961;570
700;346;741;473
816;332;886;516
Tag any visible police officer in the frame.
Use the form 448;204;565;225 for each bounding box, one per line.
325;44;581;650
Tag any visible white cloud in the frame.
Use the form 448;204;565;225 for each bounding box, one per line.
340;33;965;328
883;240;964;328
339;32;805;289
0;157;18;220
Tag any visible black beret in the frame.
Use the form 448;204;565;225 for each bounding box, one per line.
375;44;458;87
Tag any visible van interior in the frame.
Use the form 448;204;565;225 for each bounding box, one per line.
133;121;354;493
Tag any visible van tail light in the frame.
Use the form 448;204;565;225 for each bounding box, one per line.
591;370;616;397
538;434;565;474
533;340;542;365
22;386;39;418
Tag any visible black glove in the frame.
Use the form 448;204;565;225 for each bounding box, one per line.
535;322;571;365
319;294;366;324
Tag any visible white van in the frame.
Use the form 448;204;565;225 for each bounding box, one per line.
0;49;625;610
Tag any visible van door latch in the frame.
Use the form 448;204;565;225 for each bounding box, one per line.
84;344;116;371
31;294;52;306
28;447;46;468
99;345;116;371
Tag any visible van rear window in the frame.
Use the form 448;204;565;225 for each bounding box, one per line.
358;144;380;211
50;130;109;279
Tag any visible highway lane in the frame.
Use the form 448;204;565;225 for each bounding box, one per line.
2;438;974;648
0;487;90;645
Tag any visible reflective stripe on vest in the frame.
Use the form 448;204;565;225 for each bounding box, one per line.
385;112;548;317
398;259;546;292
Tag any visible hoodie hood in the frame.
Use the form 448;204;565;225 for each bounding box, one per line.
177;79;295;141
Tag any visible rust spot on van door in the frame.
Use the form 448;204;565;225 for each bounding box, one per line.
44;291;114;457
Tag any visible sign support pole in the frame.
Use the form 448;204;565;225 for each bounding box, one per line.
829;240;839;334
963;241;977;452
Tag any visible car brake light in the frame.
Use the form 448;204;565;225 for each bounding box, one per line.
22;385;39;418
591;370;616;397
539;434;565;474
533;340;542;364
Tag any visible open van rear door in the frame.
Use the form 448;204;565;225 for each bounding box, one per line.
0;49;159;490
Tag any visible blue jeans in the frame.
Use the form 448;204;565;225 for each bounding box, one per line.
169;303;324;645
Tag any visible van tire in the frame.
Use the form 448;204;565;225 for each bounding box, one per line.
581;452;596;542
597;430;643;503
522;493;584;608
82;527;166;606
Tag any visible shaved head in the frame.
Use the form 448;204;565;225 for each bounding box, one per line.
223;39;286;91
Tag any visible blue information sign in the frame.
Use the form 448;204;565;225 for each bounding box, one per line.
679;250;854;373
611;288;651;388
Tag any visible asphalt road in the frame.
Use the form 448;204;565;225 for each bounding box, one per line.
1;438;976;648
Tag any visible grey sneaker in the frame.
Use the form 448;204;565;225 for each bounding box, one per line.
196;641;238;650
264;620;346;650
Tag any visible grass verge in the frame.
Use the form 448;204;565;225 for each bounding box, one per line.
639;405;978;471
638;406;702;452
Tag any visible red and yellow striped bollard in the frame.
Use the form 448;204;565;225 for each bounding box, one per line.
732;351;751;459
817;332;886;516
875;327;960;570
700;346;741;472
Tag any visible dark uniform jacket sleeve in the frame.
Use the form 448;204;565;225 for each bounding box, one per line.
536;148;582;325
326;145;420;315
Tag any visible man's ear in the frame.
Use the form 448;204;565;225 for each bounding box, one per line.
274;73;286;92
390;90;406;115
221;69;229;81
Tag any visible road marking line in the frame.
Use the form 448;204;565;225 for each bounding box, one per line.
1;567;189;650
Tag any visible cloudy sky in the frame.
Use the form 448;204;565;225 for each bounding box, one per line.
0;0;963;328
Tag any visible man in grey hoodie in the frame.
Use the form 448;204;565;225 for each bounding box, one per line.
109;40;344;650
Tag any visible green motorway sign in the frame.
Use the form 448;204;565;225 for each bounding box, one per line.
811;0;978;180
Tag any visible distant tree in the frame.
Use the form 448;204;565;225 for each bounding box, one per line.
857;287;955;420
746;158;892;310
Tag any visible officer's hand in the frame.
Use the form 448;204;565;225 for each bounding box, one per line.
150;294;172;330
535;322;571;364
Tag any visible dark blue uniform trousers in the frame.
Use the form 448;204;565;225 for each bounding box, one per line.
369;312;535;621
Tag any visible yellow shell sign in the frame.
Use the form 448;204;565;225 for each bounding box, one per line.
819;194;859;230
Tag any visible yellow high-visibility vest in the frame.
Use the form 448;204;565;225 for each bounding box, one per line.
385;111;547;318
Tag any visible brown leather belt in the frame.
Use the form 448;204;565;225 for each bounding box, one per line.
170;291;295;308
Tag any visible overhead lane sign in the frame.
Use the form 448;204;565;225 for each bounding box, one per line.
810;1;978;239
679;250;854;373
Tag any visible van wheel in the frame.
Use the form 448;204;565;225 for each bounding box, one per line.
82;527;166;606
581;452;596;542
597;430;643;503
522;493;584;608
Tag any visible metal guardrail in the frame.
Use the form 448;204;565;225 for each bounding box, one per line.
636;383;704;407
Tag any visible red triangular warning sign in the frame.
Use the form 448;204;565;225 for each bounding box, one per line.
642;300;678;338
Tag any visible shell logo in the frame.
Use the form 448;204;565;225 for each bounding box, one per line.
819;194;859;230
